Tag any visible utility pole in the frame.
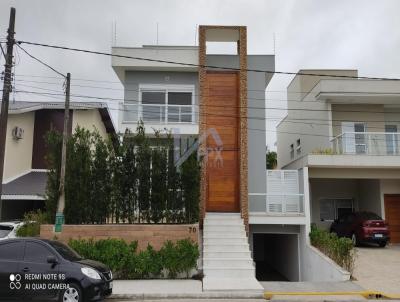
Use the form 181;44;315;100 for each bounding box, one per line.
55;72;70;232
0;7;16;219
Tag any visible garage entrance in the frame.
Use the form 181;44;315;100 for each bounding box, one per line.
384;194;400;243
252;233;300;281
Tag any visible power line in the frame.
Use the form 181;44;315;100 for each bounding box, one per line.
11;89;400;136
16;44;66;78
16;40;400;81
13;88;400;116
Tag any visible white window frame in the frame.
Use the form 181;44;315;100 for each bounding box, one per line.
138;84;195;124
319;198;354;222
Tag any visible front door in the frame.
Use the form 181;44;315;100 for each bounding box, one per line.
384;194;400;243
205;72;240;212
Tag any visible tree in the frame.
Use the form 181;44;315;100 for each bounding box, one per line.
90;131;112;224
166;134;182;223
181;152;200;223
64;127;92;224
149;130;167;223
266;147;277;169
44;130;63;223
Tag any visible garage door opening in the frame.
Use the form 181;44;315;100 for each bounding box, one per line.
253;233;300;281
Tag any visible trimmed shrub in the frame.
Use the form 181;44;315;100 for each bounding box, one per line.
68;238;198;279
309;224;355;274
16;210;48;237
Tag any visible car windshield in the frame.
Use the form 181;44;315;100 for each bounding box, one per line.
0;225;13;238
359;212;382;220
48;240;83;261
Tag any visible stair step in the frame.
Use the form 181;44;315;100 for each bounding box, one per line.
203;231;247;238
204;237;248;245
203;243;250;252
204;258;254;268
203;251;252;258
204;216;243;222
204;267;255;278
204;219;243;226
204;225;245;232
205;212;241;217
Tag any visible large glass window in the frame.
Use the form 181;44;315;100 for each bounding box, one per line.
138;86;194;123
320;198;354;221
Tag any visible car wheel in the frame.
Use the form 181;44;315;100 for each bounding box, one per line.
379;241;387;248
351;233;358;246
61;283;82;302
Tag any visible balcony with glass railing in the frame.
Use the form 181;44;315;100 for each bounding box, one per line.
331;132;400;155
123;103;197;124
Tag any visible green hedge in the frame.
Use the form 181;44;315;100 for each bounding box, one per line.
68;238;199;279
309;224;355;274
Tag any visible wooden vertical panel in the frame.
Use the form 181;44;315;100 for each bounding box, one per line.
384;194;400;243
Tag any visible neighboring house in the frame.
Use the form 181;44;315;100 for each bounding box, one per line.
277;69;400;246
0;101;115;220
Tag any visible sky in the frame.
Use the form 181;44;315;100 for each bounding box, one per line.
1;0;400;149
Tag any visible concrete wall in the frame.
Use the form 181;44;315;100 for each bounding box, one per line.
300;243;350;281
3;112;35;182
359;179;381;215
72;109;108;139
40;224;198;251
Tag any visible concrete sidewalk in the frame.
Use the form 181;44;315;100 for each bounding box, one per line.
107;280;264;300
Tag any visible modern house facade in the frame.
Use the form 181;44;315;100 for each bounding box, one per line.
112;26;349;288
277;69;400;245
0;101;115;220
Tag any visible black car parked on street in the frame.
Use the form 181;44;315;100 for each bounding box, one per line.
0;238;113;301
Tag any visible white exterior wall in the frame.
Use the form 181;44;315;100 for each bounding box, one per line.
359;179;381;215
72;110;108;139
300;241;350;282
277;70;358;169
3;112;35;182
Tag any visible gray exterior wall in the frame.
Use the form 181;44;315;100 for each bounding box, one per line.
123;71;199;123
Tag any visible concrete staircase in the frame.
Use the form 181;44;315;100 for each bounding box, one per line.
202;212;264;292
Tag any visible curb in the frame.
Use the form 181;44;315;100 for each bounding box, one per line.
108;291;265;300
264;290;400;300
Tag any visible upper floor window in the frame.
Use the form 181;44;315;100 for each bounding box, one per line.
296;139;301;155
290;144;294;160
124;84;195;124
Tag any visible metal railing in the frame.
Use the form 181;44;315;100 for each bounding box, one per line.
249;193;305;215
331;132;400;155
123;103;197;124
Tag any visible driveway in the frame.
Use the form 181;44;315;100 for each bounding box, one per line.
353;244;400;294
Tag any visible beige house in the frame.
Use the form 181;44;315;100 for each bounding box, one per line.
0;101;115;220
277;70;400;244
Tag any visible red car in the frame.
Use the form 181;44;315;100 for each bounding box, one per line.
330;211;390;247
